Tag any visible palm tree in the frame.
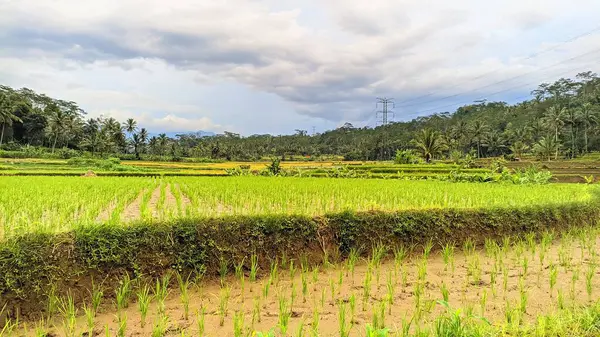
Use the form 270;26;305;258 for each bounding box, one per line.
452;120;469;152
469;120;489;158
410;129;445;163
564;108;580;158
533;137;559;162
509;141;528;159
578;102;598;153
48;107;69;153
158;133;168;155
542;105;566;160
139;128;149;155
124;118;138;137
131;133;143;159
0;92;21;147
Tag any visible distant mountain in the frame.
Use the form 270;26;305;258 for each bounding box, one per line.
149;130;216;138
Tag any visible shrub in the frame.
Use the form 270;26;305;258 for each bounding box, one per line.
394;150;420;164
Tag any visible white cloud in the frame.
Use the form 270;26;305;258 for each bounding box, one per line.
1;0;600;131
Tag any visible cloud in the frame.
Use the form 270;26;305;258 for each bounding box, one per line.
1;0;600;132
98;110;226;133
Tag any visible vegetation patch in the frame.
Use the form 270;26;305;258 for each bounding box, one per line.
1;202;598;320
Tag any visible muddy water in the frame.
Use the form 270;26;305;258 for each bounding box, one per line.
15;232;600;336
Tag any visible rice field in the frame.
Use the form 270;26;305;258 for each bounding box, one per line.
10;225;600;336
0;176;596;240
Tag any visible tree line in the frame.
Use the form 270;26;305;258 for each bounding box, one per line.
1;71;599;161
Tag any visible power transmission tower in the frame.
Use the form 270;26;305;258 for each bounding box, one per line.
312;126;316;136
376;97;395;126
375;97;395;160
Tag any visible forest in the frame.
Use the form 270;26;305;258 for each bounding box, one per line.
1;71;599;162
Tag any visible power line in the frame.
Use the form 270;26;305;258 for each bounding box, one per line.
411;60;599;116
397;46;600;109
395;24;600;106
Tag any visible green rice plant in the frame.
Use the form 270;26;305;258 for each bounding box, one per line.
278;296;292;335
296;317;306;337
220;256;229;287
253;297;261;325
115;273;133;313
371;243;387;267
302;271;309;303
521;255;529;277
312;266;319;291
197;306;206;336
557;289;565;310
394;245;407;269
254;330;276;337
151;314;169;337
484;238;498;258
321;288;326;308
525;232;537;254
83;304;95;337
347;247;360;279
154;275;170;315
502;236;511;255
291;280;297;312
417;259;428;282
270;258;279;286
423;239;434;260
386;270;395;305
290;260;296;279
46;284;60;321
549;264;558;297
177;272;191;320
117;313;127;337
363;266;373;311
480;290;488;316
338;269;344;293
519;279;528;314
441;243;455;273
586;263;596;301
235;258;246;279
467;254;482;284
250;253;259;282
365;324;391;337
571;267;580;302
59;294;77;337
401;265;408;288
349;293;356;323
311;307;320;337
218;286;231;327
90;282;104;315
137;284;152;328
263;280;270;300
502;266;509;295
330;278;336;303
105;324;110;337
233;311;245;337
338;302;350;337
463;238;475;256
440;281;449;303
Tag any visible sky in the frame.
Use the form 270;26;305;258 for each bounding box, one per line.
1;0;600;135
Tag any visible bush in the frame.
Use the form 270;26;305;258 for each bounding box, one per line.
394;150;420;164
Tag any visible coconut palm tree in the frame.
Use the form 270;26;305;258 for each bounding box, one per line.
533;136;559;162
509;141;528;159
410;129;445;163
578;102;598;153
564;108;580;158
124;118;138;138
469;120;489;158
48;107;69;153
0;92;21;147
542;106;566;160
